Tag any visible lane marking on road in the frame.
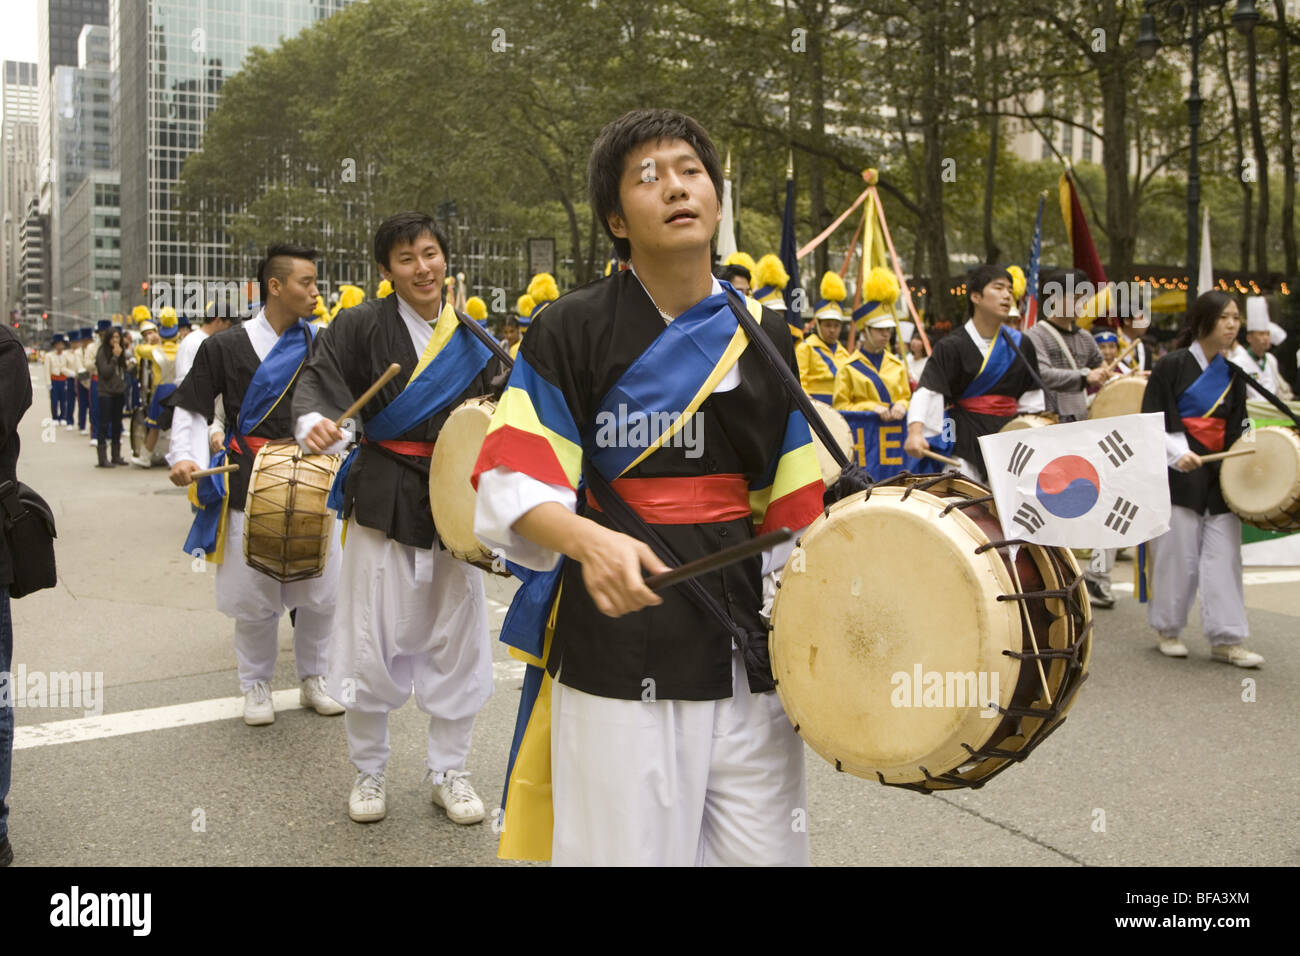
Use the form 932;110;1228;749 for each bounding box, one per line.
15;661;530;751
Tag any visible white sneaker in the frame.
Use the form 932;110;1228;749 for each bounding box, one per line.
79;427;88;435
130;454;152;468
242;681;275;725
1211;645;1264;668
65;423;76;431
300;675;345;715
1158;638;1189;658
349;771;387;823
431;770;485;825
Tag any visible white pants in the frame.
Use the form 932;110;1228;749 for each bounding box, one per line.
550;650;808;867
1148;506;1248;646
215;508;340;691
325;523;491;775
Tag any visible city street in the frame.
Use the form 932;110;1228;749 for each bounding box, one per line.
6;365;1297;867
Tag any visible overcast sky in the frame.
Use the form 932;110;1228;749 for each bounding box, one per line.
1;2;40;66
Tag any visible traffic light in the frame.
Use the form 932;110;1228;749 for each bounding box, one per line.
141;281;149;293
41;312;48;320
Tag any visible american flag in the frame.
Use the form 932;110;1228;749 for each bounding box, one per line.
1023;194;1045;329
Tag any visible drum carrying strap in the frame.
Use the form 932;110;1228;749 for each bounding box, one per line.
723;290;872;501
1224;361;1300;428
583;462;774;690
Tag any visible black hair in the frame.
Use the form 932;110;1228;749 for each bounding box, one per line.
716;264;751;285
1174;290;1237;350
257;242;318;304
966;263;1012;317
373;211;450;270
588;108;724;262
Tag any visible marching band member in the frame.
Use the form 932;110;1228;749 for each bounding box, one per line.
903;264;1045;482
131;309;181;468
86;320;110;446
1230;296;1292;400
294;212;501;826
511;295;534;361
73;329;93;436
473;109;825;866
797;272;851;403
752;252;800;341
43;335;75;429
1141;291;1263;668
832;310;910;418
167;243;345;725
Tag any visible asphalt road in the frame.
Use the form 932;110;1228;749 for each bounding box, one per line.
7;366;1297;866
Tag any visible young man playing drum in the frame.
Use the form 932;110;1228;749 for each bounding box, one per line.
903;264;1045;482
167;243;345;726
472;108;825;866
294;212;501;826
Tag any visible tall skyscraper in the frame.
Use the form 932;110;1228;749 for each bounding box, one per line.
52;24;114;322
1;61;39;327
112;0;358;313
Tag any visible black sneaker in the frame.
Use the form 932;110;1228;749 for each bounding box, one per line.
1086;579;1114;609
0;834;12;867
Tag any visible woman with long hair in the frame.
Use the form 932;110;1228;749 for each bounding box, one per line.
94;327;133;467
1139;291;1263;667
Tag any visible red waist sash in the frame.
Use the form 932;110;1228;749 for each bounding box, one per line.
229;435;270;456
50;374;68;381
956;394;1017;416
585;474;752;525
1181;417;1225;453
364;437;435;457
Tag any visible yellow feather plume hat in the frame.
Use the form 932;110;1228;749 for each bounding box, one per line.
814;271;848;321
752;254;789;311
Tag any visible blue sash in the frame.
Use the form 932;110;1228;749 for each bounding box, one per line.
183;319;316;556
962;326;1020;399
327;320;492;513
1177;353;1233;419
848;353;895;404
587;286;746;479
811;345;840;378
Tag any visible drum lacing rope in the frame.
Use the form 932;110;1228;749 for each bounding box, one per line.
938;493;995;517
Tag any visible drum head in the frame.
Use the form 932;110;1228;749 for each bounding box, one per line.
1221;427;1300;524
1088;376;1146;420
999;414;1053;432
770;486;1022;784
429;398;497;566
810;401;853;486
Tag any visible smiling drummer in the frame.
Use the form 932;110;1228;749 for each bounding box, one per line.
294;212;502;827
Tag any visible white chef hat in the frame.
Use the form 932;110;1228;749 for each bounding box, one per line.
1245;296;1286;345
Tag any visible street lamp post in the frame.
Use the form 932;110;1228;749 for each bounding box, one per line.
1137;0;1260;311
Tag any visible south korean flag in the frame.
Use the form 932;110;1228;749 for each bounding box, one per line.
978;413;1171;549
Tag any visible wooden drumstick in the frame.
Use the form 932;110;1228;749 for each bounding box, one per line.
338;363;402;425
1102;339;1139;373
922;449;963;468
1197;447;1256;464
189;463;239;481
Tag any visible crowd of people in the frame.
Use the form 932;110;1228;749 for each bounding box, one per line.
3;106;1289;869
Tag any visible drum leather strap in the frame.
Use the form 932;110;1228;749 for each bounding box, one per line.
362;437;432;478
1224;361;1300;428
583;462;775;691
722;291;872;501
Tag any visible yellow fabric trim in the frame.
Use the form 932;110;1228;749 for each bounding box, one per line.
768;442;821;503
497;581;561;862
487;386;584;489
1205;379;1233;418
411;301;460;383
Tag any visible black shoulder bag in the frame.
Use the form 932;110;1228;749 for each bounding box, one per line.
0;480;58;598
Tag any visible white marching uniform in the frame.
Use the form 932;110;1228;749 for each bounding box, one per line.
169;313;339;692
